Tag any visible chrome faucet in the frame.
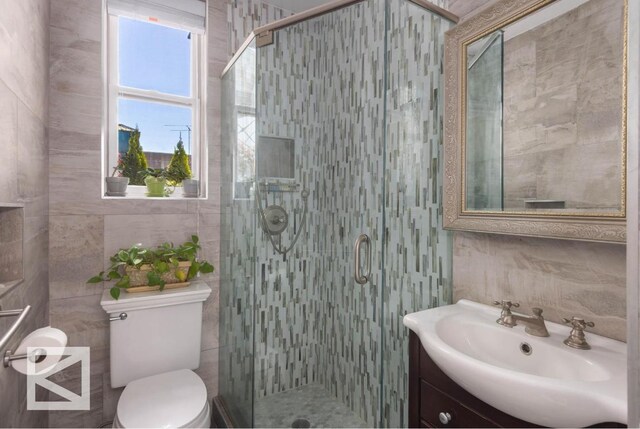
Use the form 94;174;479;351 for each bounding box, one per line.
512;307;550;337
494;301;550;337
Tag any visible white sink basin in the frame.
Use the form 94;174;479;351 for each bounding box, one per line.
403;300;627;427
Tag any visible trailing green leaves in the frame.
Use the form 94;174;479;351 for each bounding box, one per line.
87;235;214;300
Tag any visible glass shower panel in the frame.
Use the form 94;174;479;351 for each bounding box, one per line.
382;1;454;427
465;31;504;211
252;1;385;427
219;39;257;428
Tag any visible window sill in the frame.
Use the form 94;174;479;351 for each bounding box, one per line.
102;185;207;200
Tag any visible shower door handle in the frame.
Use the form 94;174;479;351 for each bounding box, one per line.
354;234;371;285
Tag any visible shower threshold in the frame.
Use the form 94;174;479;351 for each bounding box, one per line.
254;384;369;428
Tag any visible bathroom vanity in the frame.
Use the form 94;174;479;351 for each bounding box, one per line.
409;331;534;428
408;331;625;428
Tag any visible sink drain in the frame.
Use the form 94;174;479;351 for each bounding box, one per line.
520;342;533;355
292;418;311;428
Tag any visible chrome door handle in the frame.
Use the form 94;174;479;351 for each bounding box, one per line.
354;234;371;285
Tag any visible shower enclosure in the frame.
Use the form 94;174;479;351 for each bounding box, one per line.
219;1;455;427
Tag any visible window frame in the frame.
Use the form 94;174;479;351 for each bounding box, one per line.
103;11;207;199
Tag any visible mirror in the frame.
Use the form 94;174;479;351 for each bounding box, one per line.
444;0;627;242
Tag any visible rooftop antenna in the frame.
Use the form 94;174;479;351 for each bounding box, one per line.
164;125;192;153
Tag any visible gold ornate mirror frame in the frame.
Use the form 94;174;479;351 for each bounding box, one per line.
443;0;628;243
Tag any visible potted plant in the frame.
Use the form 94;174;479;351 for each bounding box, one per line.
105;155;129;196
182;177;200;198
87;235;214;299
141;168;173;197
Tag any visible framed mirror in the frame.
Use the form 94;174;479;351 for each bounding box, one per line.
444;0;627;243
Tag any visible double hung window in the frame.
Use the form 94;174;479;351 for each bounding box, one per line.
104;0;206;197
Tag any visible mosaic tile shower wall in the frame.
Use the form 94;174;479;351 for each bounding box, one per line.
220;41;258;429
253;4;386;425
227;0;292;56
383;1;452;426
220;1;453;427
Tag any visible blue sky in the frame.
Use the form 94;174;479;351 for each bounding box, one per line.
118;17;192;154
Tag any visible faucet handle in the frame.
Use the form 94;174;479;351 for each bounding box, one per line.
562;317;595;350
562;316;595;329
531;307;544;318
493;300;520;309
493;300;519;327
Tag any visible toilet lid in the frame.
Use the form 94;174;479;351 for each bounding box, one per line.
117;369;207;428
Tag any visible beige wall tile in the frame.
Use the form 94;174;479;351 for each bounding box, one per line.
49;215;104;299
453;232;626;341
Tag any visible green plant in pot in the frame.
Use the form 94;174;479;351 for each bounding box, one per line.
141;168;173;197
87;235;214;300
105;155;129;196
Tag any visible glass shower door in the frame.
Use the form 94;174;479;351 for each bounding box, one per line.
252;1;386;427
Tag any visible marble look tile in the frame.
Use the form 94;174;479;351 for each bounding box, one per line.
0;80;19;203
195;348;220;400
102;372;124;424
50;29;102;98
446;0;492;20
50;294;110;374
202;281;220;351
17;100;48;201
50;0;102;43
49;128;101;152
49;149;103;216
50;215;104;299
49;374;104;429
49;90;101;135
0;0;49;122
452;232;626;341
103;214;198;267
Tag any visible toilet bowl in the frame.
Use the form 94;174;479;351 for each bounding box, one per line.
113;369;211;428
100;283;213;429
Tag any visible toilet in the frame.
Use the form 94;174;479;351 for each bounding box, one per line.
100;282;212;428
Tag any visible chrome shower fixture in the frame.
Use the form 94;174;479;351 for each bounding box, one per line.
256;181;309;256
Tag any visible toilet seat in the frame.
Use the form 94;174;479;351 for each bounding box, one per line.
113;369;210;428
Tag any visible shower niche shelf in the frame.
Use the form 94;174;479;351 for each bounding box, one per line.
0;204;24;298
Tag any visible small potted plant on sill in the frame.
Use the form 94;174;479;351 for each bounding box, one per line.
141;168;174;197
167;138;199;198
87;235;214;300
105;155;129;196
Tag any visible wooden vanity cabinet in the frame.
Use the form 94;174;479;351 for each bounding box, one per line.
408;331;625;429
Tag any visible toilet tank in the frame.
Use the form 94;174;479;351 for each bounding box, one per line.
100;283;211;388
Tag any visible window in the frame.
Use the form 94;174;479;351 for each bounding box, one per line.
104;0;206;198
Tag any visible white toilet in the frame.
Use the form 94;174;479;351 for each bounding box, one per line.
100;283;212;428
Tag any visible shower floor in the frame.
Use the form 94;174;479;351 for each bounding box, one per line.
253;384;369;428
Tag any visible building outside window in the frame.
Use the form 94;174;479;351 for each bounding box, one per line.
104;0;206;197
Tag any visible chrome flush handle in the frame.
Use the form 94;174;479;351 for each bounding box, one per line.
354;234;371;285
109;312;128;322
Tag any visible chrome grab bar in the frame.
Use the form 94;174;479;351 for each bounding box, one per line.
0;305;31;352
354;234;371;285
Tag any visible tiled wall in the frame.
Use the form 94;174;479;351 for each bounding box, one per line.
383;1;452;425
227;0;292;56
220;1;452;427
47;0;226;426
502;0;624;210
0;0;50;427
450;1;628;344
